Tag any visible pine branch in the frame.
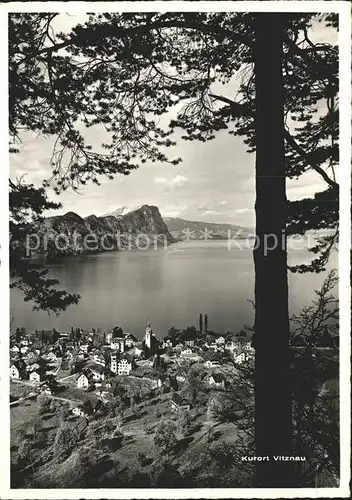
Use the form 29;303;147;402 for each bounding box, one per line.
209;93;338;189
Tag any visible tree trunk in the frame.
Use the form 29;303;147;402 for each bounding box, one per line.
253;13;293;487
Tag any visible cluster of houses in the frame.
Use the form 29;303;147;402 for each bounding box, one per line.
9;324;163;395
162;333;255;366
10;333;61;393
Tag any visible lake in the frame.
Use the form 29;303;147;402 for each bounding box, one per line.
10;240;338;338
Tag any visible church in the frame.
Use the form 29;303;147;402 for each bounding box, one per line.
144;322;160;352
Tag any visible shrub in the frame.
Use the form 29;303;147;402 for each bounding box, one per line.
143;422;154;435
177;410;193;437
153;420;177;457
37;392;51;414
17;439;32;465
137;452;148;466
53;423;79;461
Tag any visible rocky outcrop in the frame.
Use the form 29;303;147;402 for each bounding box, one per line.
35;205;174;257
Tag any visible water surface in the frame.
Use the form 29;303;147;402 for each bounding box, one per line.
10;240;337;338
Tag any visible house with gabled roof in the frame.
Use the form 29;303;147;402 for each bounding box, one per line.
132;342;144;357
234;351;248;365
91;350;106;367
29;367;46;383
20;337;30;347
72;400;93;418
209;373;227;390
125;333;137;348
162;338;174;349
215;336;226;345
224;340;236;353
173;343;184;354
79;344;89;354
24;348;39;361
42;350;58;362
10;344;21;354
204;359;221;368
175;369;187;384
72;405;87;418
86;362;110;381
25;359;40;371
170;392;191;412
39;382;53;395
76;372;93;389
10;360;26;380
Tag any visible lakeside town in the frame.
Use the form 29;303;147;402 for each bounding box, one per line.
10;315;339;488
10;317;261;487
10;317;255;408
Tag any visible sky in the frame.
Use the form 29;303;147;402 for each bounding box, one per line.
9;13;337;228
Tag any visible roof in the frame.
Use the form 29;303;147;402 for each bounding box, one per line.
11;360;25;371
25;348;39;356
119;354;133;363
126;333;138;341
74;418;88;435
86;362;106;373
93;399;104;410
29;367;46;375
77;371;93;381
73;403;85;410
92;348;104;355
171;392;188;406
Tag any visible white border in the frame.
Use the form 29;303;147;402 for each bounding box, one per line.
0;1;351;499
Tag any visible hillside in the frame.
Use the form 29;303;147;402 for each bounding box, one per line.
35;205;174;257
10;382;254;488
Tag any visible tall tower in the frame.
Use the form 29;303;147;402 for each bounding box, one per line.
145;322;153;349
119;338;125;353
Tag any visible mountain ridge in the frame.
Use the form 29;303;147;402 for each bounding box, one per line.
36;205;174;257
164;216;252;240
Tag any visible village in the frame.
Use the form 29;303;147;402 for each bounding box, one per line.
10;318;255;419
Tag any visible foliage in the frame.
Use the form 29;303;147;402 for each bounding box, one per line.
27;416;43;443
153;420;177;457
15;427;27;442
290;270;339;484
150;459;183;487
9;179;80;313
181;365;207;405
206;441;236;470
37;392;51;413
77;445;105;485
56;402;70;422
9;13;338;312
53;423;79;461
143;422;154;435
177;410;193;437
137;451;148;467
82;399;94;416
17;439;33;465
207;393;238;423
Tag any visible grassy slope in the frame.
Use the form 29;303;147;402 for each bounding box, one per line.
11;388;247;488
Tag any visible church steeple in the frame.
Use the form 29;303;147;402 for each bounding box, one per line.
145;322;153;348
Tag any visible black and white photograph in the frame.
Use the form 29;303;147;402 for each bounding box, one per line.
1;1;350;497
